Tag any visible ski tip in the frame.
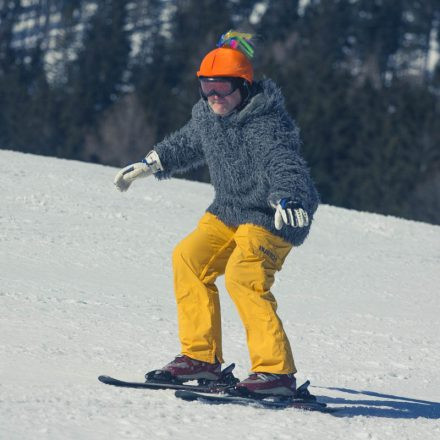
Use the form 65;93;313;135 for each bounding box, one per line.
98;375;114;384
175;390;198;401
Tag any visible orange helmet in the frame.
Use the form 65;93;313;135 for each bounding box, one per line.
197;47;253;84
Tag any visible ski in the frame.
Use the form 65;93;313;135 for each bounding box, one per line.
175;381;337;413
174;389;335;412
99;367;335;412
98;363;238;394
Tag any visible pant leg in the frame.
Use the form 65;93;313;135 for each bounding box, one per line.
224;223;296;374
173;212;236;363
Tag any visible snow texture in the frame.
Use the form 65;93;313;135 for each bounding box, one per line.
1;150;439;440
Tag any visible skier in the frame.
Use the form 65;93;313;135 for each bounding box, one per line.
114;31;319;397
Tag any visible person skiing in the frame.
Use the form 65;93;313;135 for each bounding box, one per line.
114;31;319;397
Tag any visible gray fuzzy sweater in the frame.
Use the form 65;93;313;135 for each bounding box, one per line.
153;79;319;246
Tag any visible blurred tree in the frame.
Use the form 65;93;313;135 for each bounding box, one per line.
0;0;21;148
399;0;440;81
60;0;131;160
351;0;405;86
0;1;56;155
131;0;175;154
84;92;155;165
0;0;21;73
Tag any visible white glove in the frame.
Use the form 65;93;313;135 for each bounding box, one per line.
270;198;309;230
114;151;163;192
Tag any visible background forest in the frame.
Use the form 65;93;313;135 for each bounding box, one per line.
0;0;439;224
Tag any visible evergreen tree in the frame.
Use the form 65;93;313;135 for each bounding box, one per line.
0;0;21;148
131;0;174;153
0;1;56;154
61;0;131;160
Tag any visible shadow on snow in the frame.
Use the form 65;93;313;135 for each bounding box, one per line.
315;386;440;419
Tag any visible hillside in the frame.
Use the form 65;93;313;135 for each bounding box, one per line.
1;150;439;440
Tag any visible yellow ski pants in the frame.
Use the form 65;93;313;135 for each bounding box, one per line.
172;212;296;374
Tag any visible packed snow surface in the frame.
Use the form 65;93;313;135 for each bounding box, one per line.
1;150;439;440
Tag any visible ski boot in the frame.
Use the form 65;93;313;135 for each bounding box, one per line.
145;355;238;391
234;372;297;398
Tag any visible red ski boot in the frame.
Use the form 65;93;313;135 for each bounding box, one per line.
147;355;221;383
235;373;297;397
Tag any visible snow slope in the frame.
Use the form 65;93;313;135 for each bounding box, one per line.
1;150;439;440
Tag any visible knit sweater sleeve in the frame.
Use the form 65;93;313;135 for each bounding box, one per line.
151;118;205;179
263;123;319;216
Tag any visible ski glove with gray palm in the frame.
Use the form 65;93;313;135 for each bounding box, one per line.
114;151;163;192
270;198;309;230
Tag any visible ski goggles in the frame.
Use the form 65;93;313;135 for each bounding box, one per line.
199;77;242;98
